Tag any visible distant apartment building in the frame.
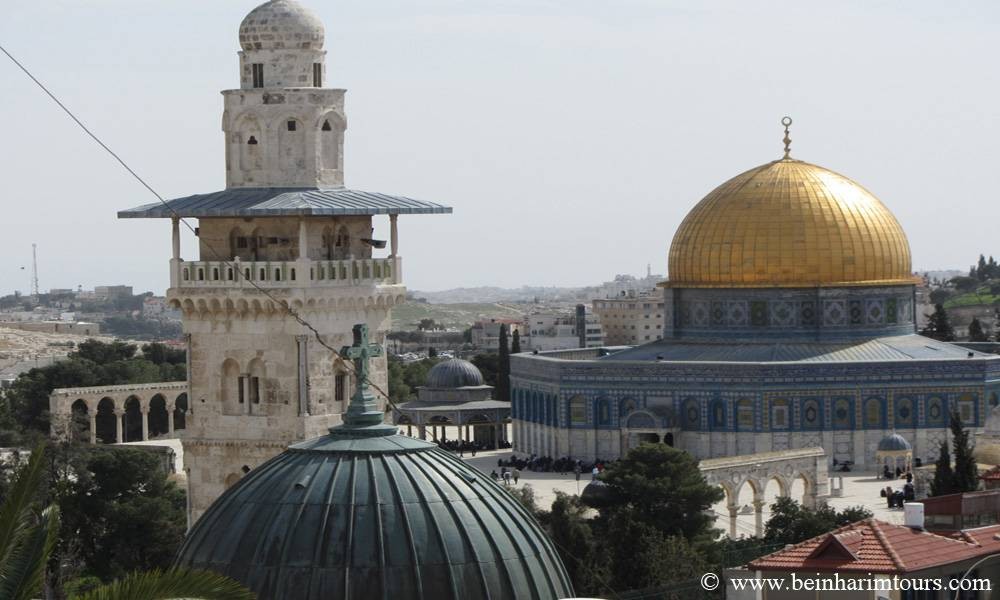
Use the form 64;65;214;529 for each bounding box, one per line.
593;289;665;345
94;285;134;300
48;288;75;296
527;307;603;351
470;318;528;350
142;296;181;320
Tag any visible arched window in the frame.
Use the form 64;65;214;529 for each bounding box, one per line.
569;396;587;425
926;396;945;425
247;358;266;409
802;399;821;429
833;398;853;429
229;227;246;260
864;398;882;428
682;399;700;431
711;399;726;429
737;399;754;431
771;398;789;430
333;225;350;260
958;393;976;425
597;398;611;426
221;358;242;416
320;116;339;170
895;397;914;427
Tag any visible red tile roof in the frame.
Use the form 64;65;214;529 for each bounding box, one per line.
980;466;1000;481
748;519;1000;574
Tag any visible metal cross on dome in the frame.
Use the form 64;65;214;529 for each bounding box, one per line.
340;323;386;428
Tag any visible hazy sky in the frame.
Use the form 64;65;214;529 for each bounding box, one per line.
2;1;999;296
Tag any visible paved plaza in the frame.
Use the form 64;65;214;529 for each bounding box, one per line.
456;447;910;538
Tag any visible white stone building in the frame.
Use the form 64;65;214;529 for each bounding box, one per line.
113;0;450;524
592;289;665;346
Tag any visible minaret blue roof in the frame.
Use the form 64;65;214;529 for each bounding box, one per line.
118;187;452;219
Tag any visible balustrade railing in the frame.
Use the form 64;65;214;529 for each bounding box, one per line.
171;257;401;288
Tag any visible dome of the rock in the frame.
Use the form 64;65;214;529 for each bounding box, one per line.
667;158;916;288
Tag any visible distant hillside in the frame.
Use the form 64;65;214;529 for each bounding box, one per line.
390;302;527;331
411;286;595;304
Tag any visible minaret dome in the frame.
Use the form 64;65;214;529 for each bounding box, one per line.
237;0;327;90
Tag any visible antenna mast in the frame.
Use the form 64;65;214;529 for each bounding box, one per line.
31;243;39;298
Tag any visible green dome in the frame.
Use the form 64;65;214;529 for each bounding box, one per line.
175;429;573;599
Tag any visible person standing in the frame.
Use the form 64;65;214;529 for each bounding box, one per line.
512;468;520;485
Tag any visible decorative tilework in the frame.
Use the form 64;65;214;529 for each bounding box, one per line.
751;301;769;327
886;298;898;324
771;301;796;327
728;301;749;327
711;302;725;326
823;300;847;326
849;300;864;325
692;301;710;327
865;299;885;325
800;301;817;326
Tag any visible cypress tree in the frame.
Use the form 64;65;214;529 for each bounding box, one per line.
950;408;979;493
977;254;988;281
920;304;956;342
511;329;522;354
968;317;988;342
930;441;954;497
497;324;510;402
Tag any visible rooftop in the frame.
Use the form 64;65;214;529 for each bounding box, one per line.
118;187;452;219
748;518;1000;574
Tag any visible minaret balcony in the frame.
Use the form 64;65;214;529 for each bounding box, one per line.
172;256;401;289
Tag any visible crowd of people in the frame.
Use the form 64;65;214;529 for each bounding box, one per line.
880;470;916;508
434;438;512;456
495;454;615;476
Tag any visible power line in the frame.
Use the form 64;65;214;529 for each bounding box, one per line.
0;42;400;411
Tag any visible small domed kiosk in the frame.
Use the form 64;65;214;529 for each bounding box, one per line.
875;433;913;475
392;358;511;449
176;325;572;600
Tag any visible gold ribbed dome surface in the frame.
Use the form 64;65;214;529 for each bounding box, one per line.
667;158;915;288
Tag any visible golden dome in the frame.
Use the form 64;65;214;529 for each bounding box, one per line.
667;158;916;288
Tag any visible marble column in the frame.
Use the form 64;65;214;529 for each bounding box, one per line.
728;505;739;540
389;214;399;257
89;414;97;444
141;408;149;441
753;499;765;537
168;405;175;434
115;409;124;444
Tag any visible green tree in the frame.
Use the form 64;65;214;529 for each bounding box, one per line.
763;496;872;546
511;329;522;354
920;304;956;342
604;510;707;593
545;492;610;596
976;255;988;281
968;317;988;342
56;448;188;582
497;325;510;402
0;445;252;600
950;408;978;493
930;441;955;497
599;443;723;540
470;354;499;387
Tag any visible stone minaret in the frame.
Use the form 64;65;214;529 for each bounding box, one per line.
225;0;344;188
118;0;450;525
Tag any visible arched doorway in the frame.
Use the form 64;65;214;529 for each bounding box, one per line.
123;396;143;442
663;432;674;447
95;397;117;444
148;394;169;438
70;399;90;444
174;393;188;430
